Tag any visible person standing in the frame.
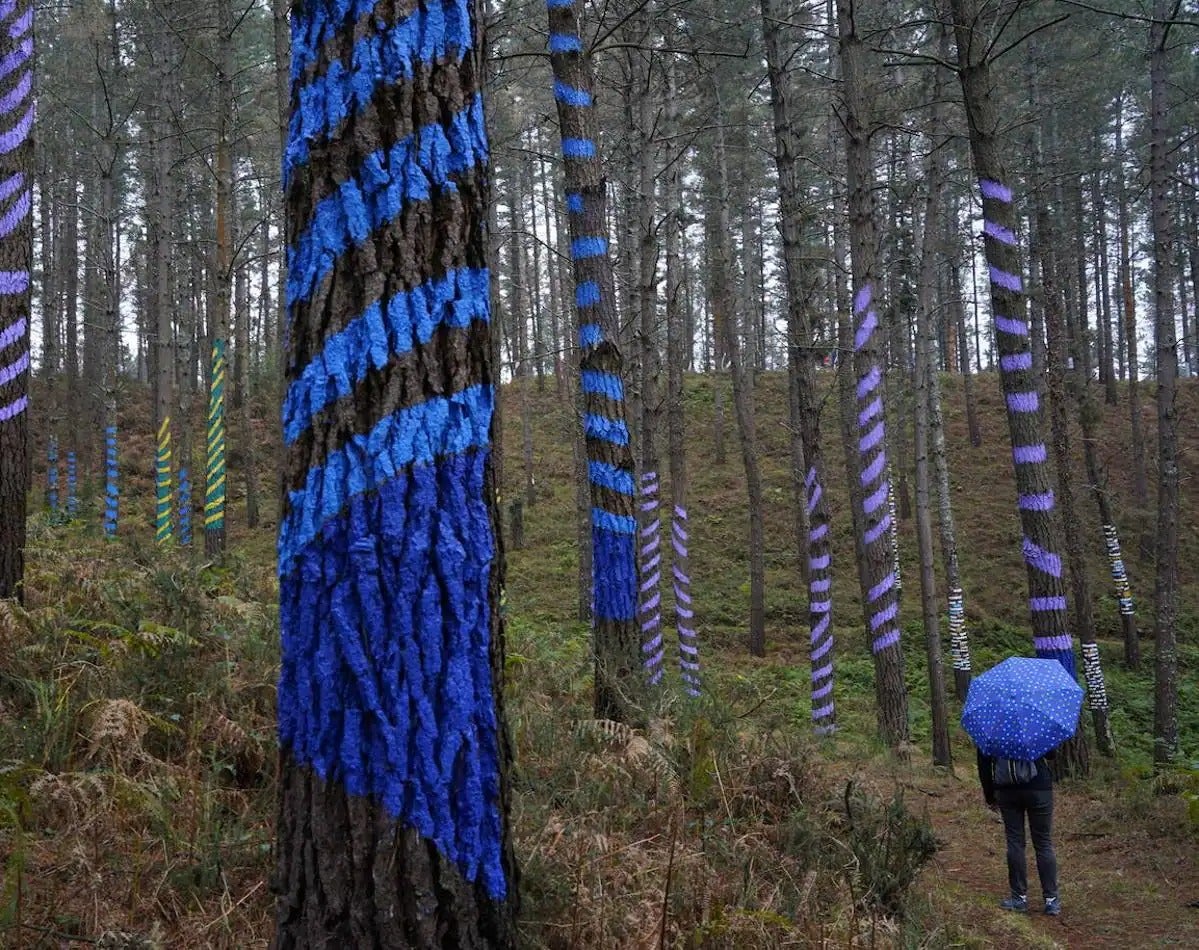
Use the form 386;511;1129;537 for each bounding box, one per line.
977;748;1061;916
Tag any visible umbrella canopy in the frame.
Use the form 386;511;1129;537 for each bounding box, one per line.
961;656;1083;760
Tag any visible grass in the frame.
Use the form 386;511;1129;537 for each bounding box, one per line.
0;370;1195;947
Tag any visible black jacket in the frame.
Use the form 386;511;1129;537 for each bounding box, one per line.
977;749;1054;806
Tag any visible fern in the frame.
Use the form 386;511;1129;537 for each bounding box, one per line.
576;718;680;798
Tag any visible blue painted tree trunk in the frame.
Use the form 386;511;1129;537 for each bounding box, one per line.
0;0;32;599
544;0;641;721
273;2;516;944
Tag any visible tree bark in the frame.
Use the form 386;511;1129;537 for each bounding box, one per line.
0;0;32;601
1148;0;1180;767
913;35;953;765
949;0;1086;774
1115;112;1149;508
705;87;766;659
837;0;909;749
274;2;517;942
763;0;836;732
1036;209;1114;758
547;0;642;722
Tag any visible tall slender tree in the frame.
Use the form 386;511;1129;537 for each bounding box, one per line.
762;0;837;734
1148;0;1180;767
836;0;909;748
0;0;32;601
949;0;1086;773
545;0;641;721
273;1;517;942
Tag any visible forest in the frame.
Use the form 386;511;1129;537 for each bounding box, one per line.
0;0;1197;946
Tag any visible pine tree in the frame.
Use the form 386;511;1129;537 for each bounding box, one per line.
273;2;517;942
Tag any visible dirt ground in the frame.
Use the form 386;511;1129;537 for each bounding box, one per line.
913;767;1199;949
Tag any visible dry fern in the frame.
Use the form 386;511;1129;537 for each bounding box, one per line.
87;698;154;769
576;718;680;798
28;770;109;831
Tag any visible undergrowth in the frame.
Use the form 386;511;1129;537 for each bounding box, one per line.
3;373;1196;946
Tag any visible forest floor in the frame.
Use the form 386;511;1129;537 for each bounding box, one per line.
1;370;1196;947
916;762;1199;949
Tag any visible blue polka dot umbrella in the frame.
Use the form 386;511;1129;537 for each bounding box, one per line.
961;656;1084;760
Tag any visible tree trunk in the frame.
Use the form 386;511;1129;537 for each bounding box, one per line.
206;0;234;557
949;0;1086;774
706;88;766;659
1094;168;1119;406
153;128;174;546
547;0;642;722
764;0;835;732
274;2;517;942
947;198;982;447
836;0;909;749
1115;113;1149;508
636;47;658;480
663;51;698;696
913;35;953;766
1148;0;1180;767
1036;210;1114;758
233;172;260;530
62;171;81;457
0;0;32;601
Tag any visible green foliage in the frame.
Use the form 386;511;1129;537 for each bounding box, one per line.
836;782;939;917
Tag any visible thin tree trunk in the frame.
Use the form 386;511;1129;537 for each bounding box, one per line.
1115;113;1149;508
1095;168;1119;406
206;0;234;557
636;47;658;480
913;35;953;765
0;0;32;601
1148;0;1180;767
837;0;909;749
947;200;982;447
547;0;642;722
706;89;766;659
949;0;1087;775
1037;209;1114;758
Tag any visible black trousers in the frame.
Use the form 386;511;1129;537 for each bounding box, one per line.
997;787;1058;899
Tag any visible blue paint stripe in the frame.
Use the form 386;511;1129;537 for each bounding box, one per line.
1000;351;1033;372
584;413;628;445
285;1;474;182
553;79;592;107
592;508;637;534
278;448;507;899
566;192;584;214
288;94;489;310
546;0;575;8
283;267;490;444
579;323;602;347
576;280;600;306
593;525;636;620
571;236;607;259
279;384;493;575
580;370;623;400
549;32;582;53
289;0;378;85
562;138;595;159
588;461;634;495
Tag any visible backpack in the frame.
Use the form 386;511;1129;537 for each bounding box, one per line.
992;756;1038;787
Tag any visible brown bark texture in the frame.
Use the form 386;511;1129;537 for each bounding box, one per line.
546;0;641;721
762;0;836;733
273;2;517;944
836;0;909;748
0;0;31;601
949;0;1080;684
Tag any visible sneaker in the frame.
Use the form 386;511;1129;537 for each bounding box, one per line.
1044;897;1061;916
1000;895;1028;912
